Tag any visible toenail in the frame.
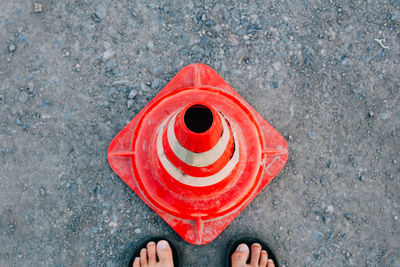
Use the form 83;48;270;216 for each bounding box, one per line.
252;243;261;247
157;240;170;249
141;248;146;252
236;244;249;251
148;241;156;245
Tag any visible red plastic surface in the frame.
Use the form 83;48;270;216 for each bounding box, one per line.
107;64;288;245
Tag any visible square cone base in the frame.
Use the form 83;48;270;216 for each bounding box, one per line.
108;64;288;245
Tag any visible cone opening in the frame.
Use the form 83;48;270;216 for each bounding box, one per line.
184;104;214;133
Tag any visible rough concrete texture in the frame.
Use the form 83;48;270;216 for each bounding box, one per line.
1;0;399;266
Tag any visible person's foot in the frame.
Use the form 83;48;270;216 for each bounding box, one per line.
132;240;174;267
231;243;275;267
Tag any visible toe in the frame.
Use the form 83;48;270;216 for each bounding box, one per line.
267;259;275;267
133;257;140;267
146;241;156;264
156;240;174;265
250;243;262;266
259;250;268;267
140;248;148;267
231;243;250;267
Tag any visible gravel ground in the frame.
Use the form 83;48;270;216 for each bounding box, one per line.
1;0;399;266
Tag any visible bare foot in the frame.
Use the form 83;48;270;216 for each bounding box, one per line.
231;243;275;267
132;240;174;267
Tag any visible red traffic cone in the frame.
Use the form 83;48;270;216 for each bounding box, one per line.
108;64;288;245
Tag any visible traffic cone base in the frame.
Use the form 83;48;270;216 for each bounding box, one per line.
108;64;288;245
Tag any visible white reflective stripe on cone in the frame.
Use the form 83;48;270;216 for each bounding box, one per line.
167;112;231;167
157;119;240;187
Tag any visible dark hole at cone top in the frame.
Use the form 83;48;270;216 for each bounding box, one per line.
184;104;214;133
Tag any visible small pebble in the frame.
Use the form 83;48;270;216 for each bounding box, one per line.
128;89;137;99
27;82;34;92
101;101;109;108
39;186;46;195
272;62;281;71
147;41;154;49
127;99;134;110
134;228;142;234
108;221;118;227
34;3;43;13
326;205;334;213
102;49;115;61
91;13;102;23
18;91;29;103
96;5;106;19
228;34;239;46
112;80;129;87
105;59;117;69
188;0;194;9
8;43;16;52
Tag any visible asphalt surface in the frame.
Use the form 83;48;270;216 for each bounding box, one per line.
1;0;399;266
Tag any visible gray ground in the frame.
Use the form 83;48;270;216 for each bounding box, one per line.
1;0;399;266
